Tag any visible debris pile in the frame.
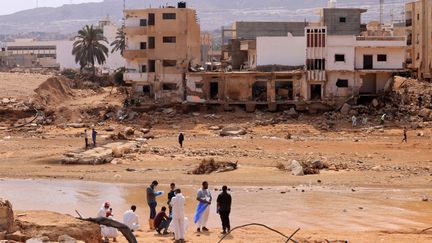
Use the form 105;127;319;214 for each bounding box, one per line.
190;158;238;174
280;159;329;176
34;77;75;107
61;141;138;165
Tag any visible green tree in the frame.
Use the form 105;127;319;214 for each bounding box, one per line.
72;25;109;79
110;26;126;55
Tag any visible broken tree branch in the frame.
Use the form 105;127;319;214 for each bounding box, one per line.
217;223;300;243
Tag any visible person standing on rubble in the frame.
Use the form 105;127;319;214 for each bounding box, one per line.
84;129;89;148
92;128;98;147
352;115;357;127
178;132;185;148
402;127;408;143
380;114;386;125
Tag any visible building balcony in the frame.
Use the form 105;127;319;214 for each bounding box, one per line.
123;49;147;59
124;26;148;36
124;72;148;82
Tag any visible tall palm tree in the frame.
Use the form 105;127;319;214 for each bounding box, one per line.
111;26;126;55
72;25;109;79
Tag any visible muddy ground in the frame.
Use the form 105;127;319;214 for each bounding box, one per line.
0;72;432;242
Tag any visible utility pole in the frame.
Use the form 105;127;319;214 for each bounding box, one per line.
36;0;39;8
380;0;384;27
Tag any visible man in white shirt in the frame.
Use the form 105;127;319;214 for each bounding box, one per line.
170;188;186;243
123;205;140;231
196;181;212;232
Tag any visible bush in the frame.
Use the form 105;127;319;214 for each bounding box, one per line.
61;69;78;80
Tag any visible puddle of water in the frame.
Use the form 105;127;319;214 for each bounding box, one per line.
1;179;431;231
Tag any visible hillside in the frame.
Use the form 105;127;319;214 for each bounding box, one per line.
0;0;406;34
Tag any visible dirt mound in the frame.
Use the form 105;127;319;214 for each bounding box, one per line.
34;77;75;106
15;210;100;243
191;158;238;174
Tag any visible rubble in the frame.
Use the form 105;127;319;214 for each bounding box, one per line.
220;127;247;136
190;158;238;174
61;141;138;164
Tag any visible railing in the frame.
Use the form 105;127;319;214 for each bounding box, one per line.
123;49;147;59
124;26;148;36
356;36;406;41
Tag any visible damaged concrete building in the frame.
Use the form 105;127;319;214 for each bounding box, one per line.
123;3;406;112
221;21;308;71
123;2;201;103
186;6;406;111
405;0;432;81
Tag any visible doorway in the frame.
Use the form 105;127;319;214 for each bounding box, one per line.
252;81;268;102
210;82;219;100
310;84;322;100
363;55;373;69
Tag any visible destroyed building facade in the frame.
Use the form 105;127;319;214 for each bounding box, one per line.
123;2;201;103
405;0;432;81
123;3;407;111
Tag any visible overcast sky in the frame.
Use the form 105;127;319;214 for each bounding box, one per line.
0;0;103;15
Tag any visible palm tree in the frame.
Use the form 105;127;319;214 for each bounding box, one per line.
72;25;109;79
111;26;126;55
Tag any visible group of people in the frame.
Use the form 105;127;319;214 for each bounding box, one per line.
147;180;232;243
97;202;140;242
84;128;98;148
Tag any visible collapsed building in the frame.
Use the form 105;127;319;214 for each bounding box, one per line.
124;2;407;112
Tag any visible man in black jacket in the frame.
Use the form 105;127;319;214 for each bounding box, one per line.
217;185;232;234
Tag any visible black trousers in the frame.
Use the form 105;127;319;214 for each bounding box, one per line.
219;210;231;231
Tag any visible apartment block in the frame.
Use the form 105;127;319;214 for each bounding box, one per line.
405;0;432;80
123;2;201;102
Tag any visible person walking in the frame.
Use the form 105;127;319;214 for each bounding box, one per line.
362;116;368;126
170;188;186;243
92;128;98;147
402;127;408;143
84;129;89;148
217;185;232;234
146;181;163;230
178;133;185;148
194;181;212;232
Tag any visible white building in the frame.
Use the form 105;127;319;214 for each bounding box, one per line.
256;33;306;67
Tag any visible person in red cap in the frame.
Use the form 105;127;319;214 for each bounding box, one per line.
97;202;110;218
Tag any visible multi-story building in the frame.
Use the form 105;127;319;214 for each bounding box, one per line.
405;0;432;80
123;2;201;102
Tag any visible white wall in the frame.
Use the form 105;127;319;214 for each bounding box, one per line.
56;41;80;70
326;36;356;71
355;47;405;70
102;22;125;72
257;35;305;66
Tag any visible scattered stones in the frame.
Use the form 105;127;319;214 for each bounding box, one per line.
66;123;85;129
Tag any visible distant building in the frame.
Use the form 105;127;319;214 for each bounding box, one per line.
123;2;201;102
0;17;123;72
405;0;432;81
